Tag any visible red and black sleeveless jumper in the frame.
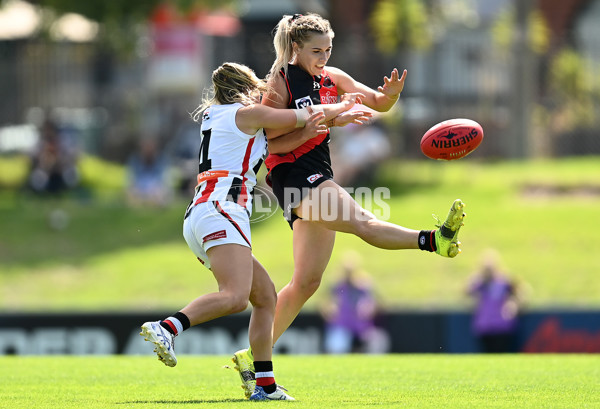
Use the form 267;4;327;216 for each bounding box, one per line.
266;64;339;227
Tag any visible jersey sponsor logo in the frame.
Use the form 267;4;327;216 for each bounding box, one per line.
203;230;227;243
295;96;313;109
202;110;210;121
320;91;337;104
307;173;323;184
197;170;229;184
313;81;321;90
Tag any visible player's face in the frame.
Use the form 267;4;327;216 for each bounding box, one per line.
294;33;333;77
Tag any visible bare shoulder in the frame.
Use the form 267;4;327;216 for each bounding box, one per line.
324;65;349;77
324;66;355;92
235;103;263;134
263;74;288;108
237;103;269;119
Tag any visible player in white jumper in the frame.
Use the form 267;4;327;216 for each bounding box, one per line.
139;62;370;401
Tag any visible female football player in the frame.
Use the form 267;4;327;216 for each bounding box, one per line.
139;62;368;401
231;13;467;395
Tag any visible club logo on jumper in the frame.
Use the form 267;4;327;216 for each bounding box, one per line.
202;111;210;121
322;76;334;88
295;96;313;109
307;173;323;184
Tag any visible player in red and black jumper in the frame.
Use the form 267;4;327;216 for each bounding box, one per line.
231;13;467;397
264;11;466;344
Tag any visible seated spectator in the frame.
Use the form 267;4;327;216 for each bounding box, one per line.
466;249;527;353
126;138;171;207
330;120;391;187
26;119;80;195
321;252;390;354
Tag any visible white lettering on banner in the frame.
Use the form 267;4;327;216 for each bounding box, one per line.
274;328;321;354
0;328;116;355
123;329;153;355
129;327;321;355
0;330;28;354
1;326;322;355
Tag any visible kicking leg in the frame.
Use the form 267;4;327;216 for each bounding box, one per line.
296;179;419;249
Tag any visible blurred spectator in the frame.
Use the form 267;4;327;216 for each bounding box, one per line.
166;121;201;197
321;252;390;354
466;249;526;353
330;119;391;187
126;138;172;207
26;119;80;195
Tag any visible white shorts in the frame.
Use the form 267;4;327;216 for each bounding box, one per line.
183;200;252;269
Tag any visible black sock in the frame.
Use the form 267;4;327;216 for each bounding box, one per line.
174;311;191;330
418;230;437;252
160;311;191;335
254;361;276;394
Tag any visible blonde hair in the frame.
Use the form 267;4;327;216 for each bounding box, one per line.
267;13;334;82
192;62;268;122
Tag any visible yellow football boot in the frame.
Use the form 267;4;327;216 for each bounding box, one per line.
434;199;466;258
232;348;255;399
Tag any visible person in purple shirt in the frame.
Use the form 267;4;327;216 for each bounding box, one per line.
467;250;523;353
321;253;389;354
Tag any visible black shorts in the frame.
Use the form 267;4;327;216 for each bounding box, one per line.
268;161;333;229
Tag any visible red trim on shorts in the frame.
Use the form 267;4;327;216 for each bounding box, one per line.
203;230;227;243
214;201;251;247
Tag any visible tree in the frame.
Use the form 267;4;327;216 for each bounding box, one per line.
22;0;236;56
369;0;432;54
25;0;234;24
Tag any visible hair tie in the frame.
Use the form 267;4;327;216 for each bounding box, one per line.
290;13;302;22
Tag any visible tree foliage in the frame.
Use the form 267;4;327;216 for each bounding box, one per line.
19;0;236;57
25;0;234;23
369;0;432;54
491;6;550;55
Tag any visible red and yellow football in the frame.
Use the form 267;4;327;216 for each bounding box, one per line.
420;118;484;160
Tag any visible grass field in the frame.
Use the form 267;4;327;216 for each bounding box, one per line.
1;156;599;311
0;355;598;408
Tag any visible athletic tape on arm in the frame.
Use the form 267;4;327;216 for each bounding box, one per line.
294;105;325;127
294;108;310;127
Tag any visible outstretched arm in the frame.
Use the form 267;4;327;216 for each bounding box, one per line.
327;66;407;113
261;75;373;154
237;93;364;135
265;102;373;155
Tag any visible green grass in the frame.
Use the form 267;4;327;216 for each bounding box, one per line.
1;156;599;312
0;355;598;408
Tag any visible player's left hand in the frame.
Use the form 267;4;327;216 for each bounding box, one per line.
377;68;407;99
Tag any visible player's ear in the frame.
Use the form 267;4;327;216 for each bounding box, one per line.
292;42;300;54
